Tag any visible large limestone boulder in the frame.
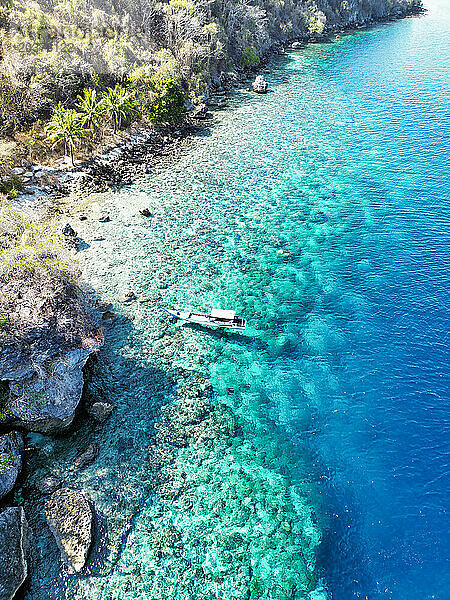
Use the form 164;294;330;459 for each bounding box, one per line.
46;488;93;573
0;432;23;499
0;507;28;600
1;344;101;434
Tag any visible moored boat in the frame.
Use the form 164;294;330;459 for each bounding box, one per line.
164;308;246;329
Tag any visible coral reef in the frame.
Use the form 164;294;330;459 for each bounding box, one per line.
74;378;321;599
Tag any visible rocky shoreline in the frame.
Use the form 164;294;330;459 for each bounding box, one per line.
0;4;425;599
9;2;424;215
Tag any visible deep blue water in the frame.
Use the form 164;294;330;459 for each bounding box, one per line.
297;3;450;597
51;2;450;599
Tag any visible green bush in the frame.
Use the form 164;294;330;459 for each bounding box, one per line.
147;78;186;124
240;46;260;68
306;12;326;35
0;452;19;474
131;65;186;124
0;175;24;200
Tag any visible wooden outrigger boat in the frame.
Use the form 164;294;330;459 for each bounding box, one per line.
164;308;247;330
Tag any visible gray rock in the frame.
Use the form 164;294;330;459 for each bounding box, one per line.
191;103;208;119
291;41;304;49
0;507;28;600
46;488;93;573
11;167;25;176
119;291;136;303
61;223;77;237
0;432;23;500
87;401;115;423
98;214;110;222
101;310;116;321
74;443;99;469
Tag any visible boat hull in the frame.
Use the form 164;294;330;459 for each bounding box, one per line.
164;309;246;329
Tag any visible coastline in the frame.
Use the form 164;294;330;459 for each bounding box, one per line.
10;2;425;216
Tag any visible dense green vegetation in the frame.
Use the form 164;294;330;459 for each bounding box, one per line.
0;0;421;166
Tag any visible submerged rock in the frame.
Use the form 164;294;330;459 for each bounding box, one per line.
87;401;115;423
312;210;328;224
0;432;23;500
46;488;93;573
0;506;28;600
36;474;62;495
74;443;99;469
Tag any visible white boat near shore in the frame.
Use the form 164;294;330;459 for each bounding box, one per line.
164;308;247;330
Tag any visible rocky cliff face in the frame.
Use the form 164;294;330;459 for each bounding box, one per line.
3;0;423;83
0;321;102;434
0;210;103;434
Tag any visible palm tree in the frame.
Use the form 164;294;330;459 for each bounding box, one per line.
45;103;84;166
75;88;104;135
101;85;138;133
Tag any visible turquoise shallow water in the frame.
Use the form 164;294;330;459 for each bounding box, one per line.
26;2;449;598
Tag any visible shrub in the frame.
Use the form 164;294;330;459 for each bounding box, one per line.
0;175;24;200
0;197;77;304
147;77;186;124
131;64;186;124
0;75;42;136
187;71;208;100
306;12;326;35
240;46;260;68
0;452;19;474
